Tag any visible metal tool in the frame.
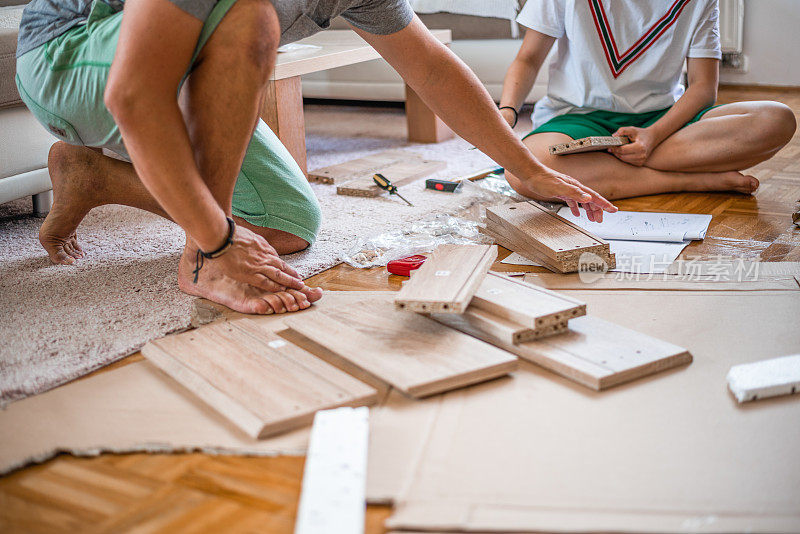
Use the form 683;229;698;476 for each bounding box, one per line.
373;173;414;206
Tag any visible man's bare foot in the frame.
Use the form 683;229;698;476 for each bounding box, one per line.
39;143;105;264
178;248;322;314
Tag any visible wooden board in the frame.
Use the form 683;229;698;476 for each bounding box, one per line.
430;306;568;345
308;150;420;184
472;272;586;328
484;201;615;273
394;244;497;313
141;318;378;439
283;300;518;398
336;159;446;197
512;316;692;390
549;135;630;155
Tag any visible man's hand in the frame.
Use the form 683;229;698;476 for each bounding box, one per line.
212;226;305;292
524;167;617;223
608;126;660;166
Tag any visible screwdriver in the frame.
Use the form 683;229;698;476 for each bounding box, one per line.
373;173;414;207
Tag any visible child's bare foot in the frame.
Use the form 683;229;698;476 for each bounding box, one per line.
692;170;759;195
178;248;322;314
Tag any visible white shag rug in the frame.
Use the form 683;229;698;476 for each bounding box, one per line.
0;103;501;405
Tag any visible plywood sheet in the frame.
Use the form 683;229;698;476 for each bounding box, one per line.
484;202;615;273
430;305;567;345
394;245;497;313
549;135;629;155
143;318;378;439
383;290;800;532
283;299;518;398
472;272;586;328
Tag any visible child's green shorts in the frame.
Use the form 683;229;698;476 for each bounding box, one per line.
523;105;719;141
15;0;321;245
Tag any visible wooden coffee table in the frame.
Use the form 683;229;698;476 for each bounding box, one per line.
261;29;453;175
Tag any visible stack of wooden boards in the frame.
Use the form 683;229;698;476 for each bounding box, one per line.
482;201;616;273
308;149;446;197
393;244;691;390
142;244;690;440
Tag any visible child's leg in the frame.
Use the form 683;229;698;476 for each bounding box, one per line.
507;132;758;201
645;101;796;172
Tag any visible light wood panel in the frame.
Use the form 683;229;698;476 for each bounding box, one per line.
335;156;446;197
283;300;518;398
471;272;586;328
394;244;497;313
142;318;378;438
309;150;424;184
2;86;799;534
549;135;629;155
429;306;567;345
483;201;615;272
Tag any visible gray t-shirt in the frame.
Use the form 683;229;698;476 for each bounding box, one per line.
17;0;414;57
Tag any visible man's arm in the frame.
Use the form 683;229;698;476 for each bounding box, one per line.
352;16;616;219
610;57;719;166
498;29;555;126
105;0;302;291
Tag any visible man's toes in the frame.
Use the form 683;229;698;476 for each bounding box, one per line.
63;241;81;259
263;294;288;314
49;246;75;265
275;291;300;312
749;177;760;193
300;286;323;303
287;289;311;309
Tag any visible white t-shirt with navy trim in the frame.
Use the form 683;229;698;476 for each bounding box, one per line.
517;0;722;127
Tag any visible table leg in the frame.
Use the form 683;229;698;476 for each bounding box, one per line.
262;76;307;175
405;84;454;143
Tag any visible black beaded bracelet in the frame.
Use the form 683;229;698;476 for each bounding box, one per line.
498;105;519;128
193;217;236;283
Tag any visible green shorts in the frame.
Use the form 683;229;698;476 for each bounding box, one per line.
15;0;321;244
522;105;719;141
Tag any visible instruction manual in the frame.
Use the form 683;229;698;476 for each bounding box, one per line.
501;209;712;274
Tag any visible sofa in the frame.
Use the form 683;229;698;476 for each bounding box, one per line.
0;0;55;216
303;10;550;103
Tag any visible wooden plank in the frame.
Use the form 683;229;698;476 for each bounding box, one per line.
484;202;615;273
309;150;414;184
295;407;369;534
430;306;568;345
394;244;497;314
512;316;692;390
471;272;586;328
141;318;378;439
283;300;518;398
335;156;446;197
549;136;630;155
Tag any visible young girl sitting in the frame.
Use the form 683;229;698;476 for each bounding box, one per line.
499;0;796;200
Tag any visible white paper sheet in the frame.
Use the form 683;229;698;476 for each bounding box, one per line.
556;207;711;243
501;240;690;274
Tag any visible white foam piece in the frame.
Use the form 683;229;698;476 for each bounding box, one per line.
726;354;800;403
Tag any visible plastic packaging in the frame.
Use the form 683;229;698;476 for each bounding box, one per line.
342;175;521;269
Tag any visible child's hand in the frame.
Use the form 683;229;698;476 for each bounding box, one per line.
609;126;658;166
530;168;618;223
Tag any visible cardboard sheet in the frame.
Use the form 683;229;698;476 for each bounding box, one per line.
0;291;395;475
385;290;800;533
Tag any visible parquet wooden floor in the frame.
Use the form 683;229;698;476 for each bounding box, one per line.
1;86;798;534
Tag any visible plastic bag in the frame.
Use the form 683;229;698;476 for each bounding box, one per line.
341;175;520;269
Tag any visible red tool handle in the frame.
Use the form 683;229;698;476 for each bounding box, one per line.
387;255;427;277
